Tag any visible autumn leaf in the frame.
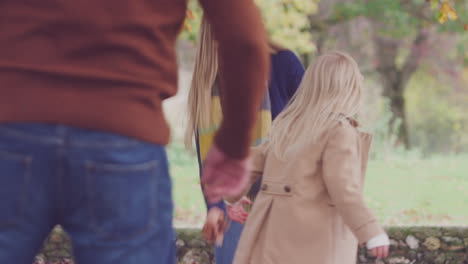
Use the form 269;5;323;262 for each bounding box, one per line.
445;8;458;21
439;1;458;23
186;9;195;20
428;0;467;30
182;9;196;33
184;20;193;33
438;11;448;24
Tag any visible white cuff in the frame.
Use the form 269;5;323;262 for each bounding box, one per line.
367;233;390;249
223;199;240;207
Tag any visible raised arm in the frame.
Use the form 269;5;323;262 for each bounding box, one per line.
198;0;270;159
322;123;384;244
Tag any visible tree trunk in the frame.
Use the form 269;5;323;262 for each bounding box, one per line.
374;37;411;148
388;90;410;148
374;29;429;149
379;68;410;148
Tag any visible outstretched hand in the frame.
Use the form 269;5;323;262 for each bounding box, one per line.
202;207;230;247
202;144;250;204
226;196;251;224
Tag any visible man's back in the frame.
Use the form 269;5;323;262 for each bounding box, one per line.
0;0;270;262
0;0;187;144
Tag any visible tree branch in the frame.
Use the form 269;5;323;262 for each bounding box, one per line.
400;28;431;86
400;0;434;23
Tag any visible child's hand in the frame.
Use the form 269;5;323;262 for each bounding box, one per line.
226;196;251;224
367;233;390;259
202;207;230;246
370;245;389;259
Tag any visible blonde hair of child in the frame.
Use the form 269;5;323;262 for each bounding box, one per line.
268;51;364;159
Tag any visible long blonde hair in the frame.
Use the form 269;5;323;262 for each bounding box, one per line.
184;17;219;149
268;51;364;159
184;17;282;149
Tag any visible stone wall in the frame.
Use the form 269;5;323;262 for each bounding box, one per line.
356;227;468;264
37;226;468;264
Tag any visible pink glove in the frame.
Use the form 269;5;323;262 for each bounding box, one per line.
226;196;251;224
202;144;251;204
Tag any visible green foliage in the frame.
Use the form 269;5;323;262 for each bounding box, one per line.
406;70;468;154
364;70;468;156
333;0;420;37
255;0;318;55
458;34;468;66
332;0;467;37
179;0;203;42
179;0;319;56
366;98;410;160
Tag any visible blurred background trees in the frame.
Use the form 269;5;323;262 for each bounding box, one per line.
308;0;467;153
177;0;468;155
164;0;468;227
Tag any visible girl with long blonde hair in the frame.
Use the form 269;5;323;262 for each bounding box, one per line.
186;17;304;264
224;51;390;264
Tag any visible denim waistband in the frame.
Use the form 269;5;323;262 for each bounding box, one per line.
0;123;155;149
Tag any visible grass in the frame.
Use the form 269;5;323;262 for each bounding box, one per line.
168;144;468;227
365;155;468;226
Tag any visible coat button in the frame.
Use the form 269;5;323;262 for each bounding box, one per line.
284;185;291;193
261;184;268;191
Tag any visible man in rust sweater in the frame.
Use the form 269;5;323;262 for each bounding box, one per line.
0;0;269;263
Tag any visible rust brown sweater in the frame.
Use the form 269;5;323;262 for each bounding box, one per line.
0;0;269;158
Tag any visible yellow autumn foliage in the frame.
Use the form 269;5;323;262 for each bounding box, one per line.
438;1;458;24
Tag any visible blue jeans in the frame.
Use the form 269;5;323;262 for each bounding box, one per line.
215;221;243;264
0;123;175;264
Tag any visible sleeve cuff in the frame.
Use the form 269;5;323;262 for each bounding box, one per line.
366;233;390;249
223;199;240;207
207;201;225;211
354;220;386;244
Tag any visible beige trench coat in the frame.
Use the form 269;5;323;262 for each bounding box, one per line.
228;119;384;264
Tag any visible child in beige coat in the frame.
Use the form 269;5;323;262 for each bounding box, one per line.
205;51;390;264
